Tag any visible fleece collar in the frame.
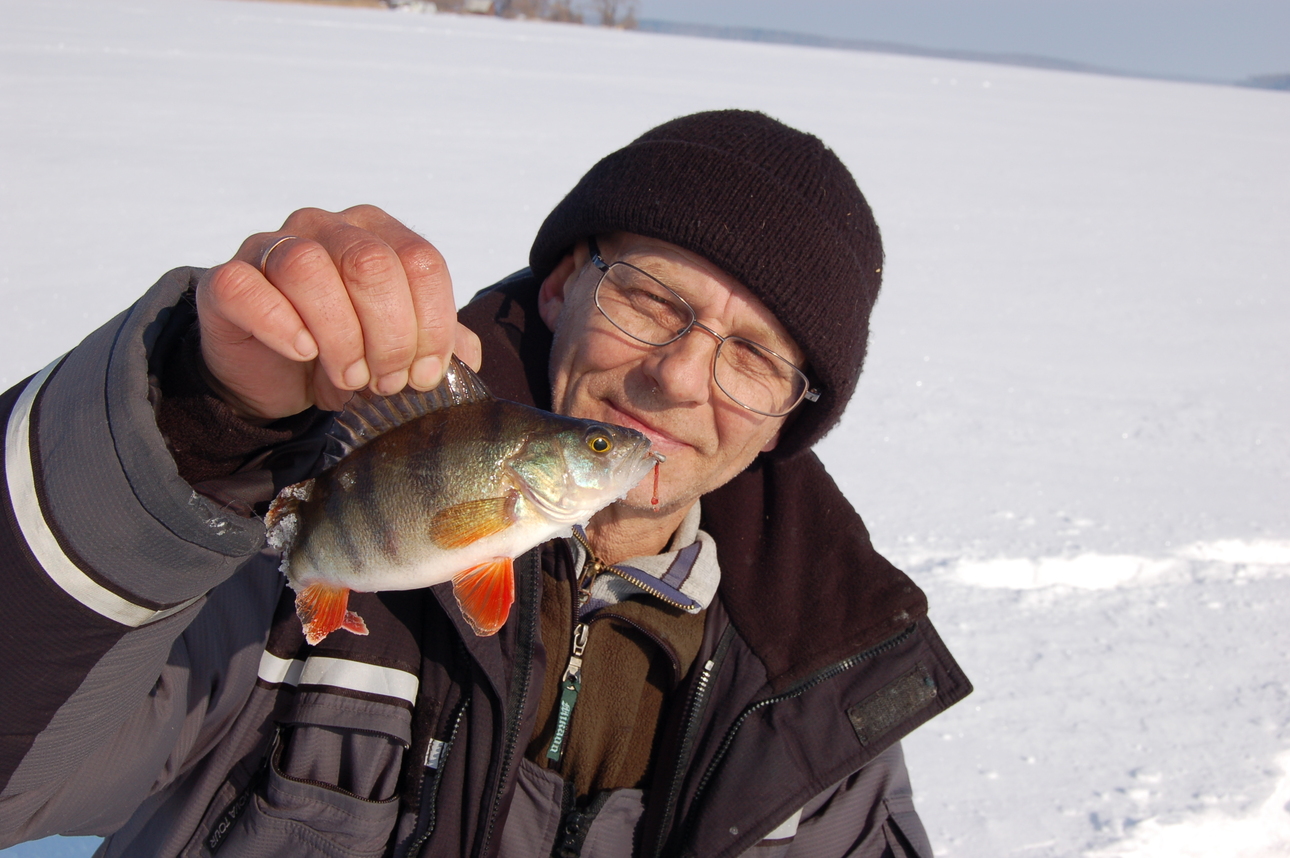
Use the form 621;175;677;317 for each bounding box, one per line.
569;502;720;618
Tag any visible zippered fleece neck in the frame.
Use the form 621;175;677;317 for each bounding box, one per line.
569;502;718;617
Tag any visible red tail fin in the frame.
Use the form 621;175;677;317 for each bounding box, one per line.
451;557;515;636
294;582;369;646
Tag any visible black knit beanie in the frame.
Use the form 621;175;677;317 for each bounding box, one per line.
529;109;883;459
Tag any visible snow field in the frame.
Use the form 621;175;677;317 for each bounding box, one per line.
902;545;1290;855
1;0;1287;855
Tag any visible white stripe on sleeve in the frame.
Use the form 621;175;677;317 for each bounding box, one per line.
5;360;200;627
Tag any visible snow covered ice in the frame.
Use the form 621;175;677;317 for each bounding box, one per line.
1;0;1287;855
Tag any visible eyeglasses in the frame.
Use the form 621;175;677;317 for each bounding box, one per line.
588;237;819;417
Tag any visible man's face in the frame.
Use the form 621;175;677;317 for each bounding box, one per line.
537;232;805;513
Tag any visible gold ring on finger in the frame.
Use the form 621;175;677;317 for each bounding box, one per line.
258;235;300;276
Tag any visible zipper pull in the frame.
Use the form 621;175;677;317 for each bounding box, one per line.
425;738;447;770
548;622;590;762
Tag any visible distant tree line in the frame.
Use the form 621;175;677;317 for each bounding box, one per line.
390;0;637;27
1240;73;1290;91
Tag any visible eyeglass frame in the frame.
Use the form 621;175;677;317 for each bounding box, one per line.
585;236;820;418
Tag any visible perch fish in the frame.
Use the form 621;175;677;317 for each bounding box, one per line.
266;357;661;644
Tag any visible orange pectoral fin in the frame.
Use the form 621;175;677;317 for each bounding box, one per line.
451;557;515;636
295;582;369;646
428;493;519;550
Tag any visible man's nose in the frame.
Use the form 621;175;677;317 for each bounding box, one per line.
646;326;719;405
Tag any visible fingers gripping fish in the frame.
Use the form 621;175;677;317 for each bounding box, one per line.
265;357;662;645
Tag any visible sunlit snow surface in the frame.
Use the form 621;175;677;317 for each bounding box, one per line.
1;1;1287;855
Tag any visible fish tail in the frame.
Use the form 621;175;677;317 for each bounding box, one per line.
295;581;369;646
266;478;314;558
451;557;515;637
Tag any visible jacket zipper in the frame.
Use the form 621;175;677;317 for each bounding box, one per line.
545;608;687;767
546;621;590;763
688;625;918;821
478;549;540;857
546;533;601;765
647;624;737;858
397;696;470;858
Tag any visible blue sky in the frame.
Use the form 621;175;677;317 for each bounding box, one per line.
640;0;1290;82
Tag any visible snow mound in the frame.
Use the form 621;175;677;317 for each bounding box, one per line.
1177;539;1290;566
1083;751;1290;858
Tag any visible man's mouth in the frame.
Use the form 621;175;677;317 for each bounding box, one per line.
602;401;692;455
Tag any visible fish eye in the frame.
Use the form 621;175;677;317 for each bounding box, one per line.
587;434;613;454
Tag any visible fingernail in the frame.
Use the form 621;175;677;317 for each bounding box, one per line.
294;330;318;360
343;359;370;389
376;371;408;395
410;356;443;390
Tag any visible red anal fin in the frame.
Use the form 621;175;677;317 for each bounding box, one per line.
451;557;515;636
429;493;519;550
294;582;369;646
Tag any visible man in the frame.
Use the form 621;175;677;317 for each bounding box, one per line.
0;110;970;856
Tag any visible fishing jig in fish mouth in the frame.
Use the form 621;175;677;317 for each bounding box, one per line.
266;356;661;645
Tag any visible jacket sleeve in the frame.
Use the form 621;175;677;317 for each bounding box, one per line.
0;268;280;844
742;743;934;858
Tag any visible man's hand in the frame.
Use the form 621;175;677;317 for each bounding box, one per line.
195;205;482;419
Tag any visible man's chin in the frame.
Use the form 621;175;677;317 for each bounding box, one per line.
615;484;692;515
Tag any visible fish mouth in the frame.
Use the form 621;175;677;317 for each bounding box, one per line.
630;434;664;480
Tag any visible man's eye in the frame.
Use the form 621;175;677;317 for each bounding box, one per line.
624;288;656;303
727;341;781;375
626;289;685;321
625;288;674;308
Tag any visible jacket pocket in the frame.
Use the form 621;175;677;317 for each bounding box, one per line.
275;723;404;801
200;698;410;857
253;742;401;856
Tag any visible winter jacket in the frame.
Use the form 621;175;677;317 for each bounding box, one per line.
0;267;972;856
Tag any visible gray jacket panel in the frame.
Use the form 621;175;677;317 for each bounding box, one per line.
0;269;270;847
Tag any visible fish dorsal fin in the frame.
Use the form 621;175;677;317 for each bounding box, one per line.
324;356;492;468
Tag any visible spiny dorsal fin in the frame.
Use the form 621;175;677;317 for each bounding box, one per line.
324;356;492;468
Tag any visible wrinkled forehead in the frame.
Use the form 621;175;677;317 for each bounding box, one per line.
594;232;807;366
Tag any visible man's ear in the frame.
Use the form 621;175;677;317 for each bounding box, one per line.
760;430;780;454
537;251;579;332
